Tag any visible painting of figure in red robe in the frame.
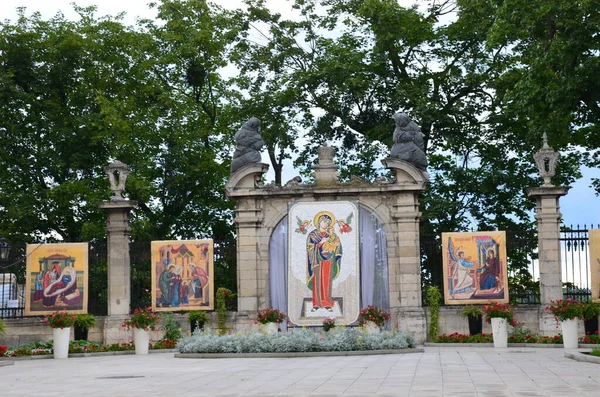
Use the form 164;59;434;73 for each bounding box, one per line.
25;243;88;316
288;201;360;327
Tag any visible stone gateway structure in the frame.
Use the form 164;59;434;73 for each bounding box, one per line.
225;145;430;341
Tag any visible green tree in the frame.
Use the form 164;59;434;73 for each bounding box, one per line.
237;0;544;234
0;2;241;243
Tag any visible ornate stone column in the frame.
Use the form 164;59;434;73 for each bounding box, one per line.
97;160;137;343
526;134;569;335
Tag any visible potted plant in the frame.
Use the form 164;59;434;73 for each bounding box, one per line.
256;308;286;334
482;302;517;348
461;306;483;335
187;310;210;333
122;307;161;355
44;311;77;359
546;298;584;348
358;305;391;333
73;314;96;341
0;318;5;334
323;317;336;332
582;302;600;335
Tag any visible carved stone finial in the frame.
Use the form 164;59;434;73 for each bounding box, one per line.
231;117;265;174
533;133;559;187
104;160;131;200
389;112;428;171
313;145;339;185
317;146;335;166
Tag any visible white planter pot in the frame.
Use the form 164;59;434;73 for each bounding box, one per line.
134;328;150;355
364;321;381;334
53;327;70;359
262;322;279;335
560;318;579;349
491;318;508;348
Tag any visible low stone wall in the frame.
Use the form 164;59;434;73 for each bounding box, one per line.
425;305;586;340
0;312;236;346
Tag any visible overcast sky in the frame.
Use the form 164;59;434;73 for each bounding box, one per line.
1;0;598;226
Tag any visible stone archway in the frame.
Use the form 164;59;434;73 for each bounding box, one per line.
225;147;429;340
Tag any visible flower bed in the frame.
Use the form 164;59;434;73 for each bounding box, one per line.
581;331;600;344
433;332;566;344
0;339;177;358
177;328;416;354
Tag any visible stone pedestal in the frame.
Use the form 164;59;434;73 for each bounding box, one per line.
98;200;137;316
527;186;569;335
102;315;130;345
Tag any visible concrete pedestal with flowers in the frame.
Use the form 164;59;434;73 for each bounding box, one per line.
358;306;391;334
256;308;286;334
546;298;584;349
122;307;161;355
44;311;77;359
482;302;518;348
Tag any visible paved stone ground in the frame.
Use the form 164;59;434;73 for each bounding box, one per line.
1;346;599;396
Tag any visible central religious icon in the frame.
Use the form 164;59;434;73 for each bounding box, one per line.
288;201;360;326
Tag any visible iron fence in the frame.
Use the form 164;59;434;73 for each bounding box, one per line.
560;225;598;303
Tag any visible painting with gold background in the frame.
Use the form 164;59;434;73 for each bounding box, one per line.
151;240;214;311
442;231;508;305
25;243;88;316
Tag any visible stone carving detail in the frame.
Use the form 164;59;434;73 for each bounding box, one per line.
533;132;559;187
231;117;265;174
104;160;131;200
285;176;303;187
389;113;428;171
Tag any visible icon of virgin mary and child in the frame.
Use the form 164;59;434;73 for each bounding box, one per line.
306;211;342;312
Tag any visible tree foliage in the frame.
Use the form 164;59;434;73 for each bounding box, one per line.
0;1;597;273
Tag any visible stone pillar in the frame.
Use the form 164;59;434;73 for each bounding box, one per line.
527;133;569;335
383;158;428;340
527;186;569;334
97;201;136;316
97;160;137;343
226;163;269;331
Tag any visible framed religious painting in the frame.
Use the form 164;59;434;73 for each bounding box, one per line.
25;242;88;316
441;231;509;305
288;200;360;326
151;240;214;312
590;229;600;302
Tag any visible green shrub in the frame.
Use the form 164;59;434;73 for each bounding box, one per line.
73;314;96;329
426;286;441;341
460;306;482;318
177;327;416;354
161;313;183;342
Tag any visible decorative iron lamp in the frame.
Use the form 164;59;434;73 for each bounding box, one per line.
104;160;131;200
0;236;10;263
533;133;559;187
